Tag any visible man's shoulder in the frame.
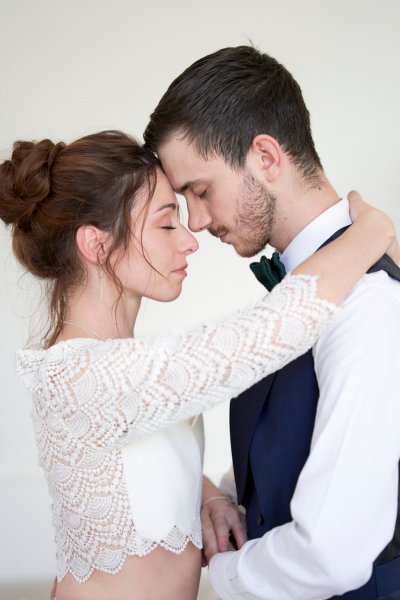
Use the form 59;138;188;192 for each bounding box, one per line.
343;269;400;308
315;270;400;356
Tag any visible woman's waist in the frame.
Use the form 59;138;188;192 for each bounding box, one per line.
57;543;202;600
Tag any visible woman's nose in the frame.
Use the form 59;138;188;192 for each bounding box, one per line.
179;225;199;255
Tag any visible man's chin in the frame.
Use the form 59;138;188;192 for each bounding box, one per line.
219;231;269;257
233;241;268;258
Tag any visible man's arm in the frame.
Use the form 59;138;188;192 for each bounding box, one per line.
209;274;400;600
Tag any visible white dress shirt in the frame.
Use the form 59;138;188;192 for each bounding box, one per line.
209;198;400;600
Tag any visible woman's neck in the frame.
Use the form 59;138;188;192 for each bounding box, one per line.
62;282;141;341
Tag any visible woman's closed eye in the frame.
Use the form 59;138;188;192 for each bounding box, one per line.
155;202;181;230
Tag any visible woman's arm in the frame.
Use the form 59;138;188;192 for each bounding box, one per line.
21;196;395;447
293;191;396;304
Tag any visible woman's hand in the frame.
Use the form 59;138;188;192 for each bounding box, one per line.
201;476;247;565
348;191;399;265
386;239;400;266
201;496;247;565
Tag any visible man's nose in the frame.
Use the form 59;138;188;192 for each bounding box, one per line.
187;204;212;233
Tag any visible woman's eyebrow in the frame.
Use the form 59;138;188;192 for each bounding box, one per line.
154;202;177;213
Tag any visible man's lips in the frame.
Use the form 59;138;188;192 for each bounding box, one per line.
208;227;229;242
215;230;230;243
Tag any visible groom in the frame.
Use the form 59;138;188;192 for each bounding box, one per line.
144;46;400;599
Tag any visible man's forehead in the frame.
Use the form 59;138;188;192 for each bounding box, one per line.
158;139;205;191
159;135;191;161
161;163;200;194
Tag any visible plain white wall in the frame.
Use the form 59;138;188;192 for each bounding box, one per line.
1;0;399;588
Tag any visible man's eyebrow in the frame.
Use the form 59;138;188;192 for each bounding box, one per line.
175;180;197;194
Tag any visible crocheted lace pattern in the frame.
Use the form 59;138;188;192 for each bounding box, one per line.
16;274;337;582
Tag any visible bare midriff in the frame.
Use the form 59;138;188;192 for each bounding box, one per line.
56;543;202;600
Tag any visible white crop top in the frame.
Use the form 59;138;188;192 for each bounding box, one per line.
16;275;337;583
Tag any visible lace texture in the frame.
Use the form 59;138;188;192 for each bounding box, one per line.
16;274;337;582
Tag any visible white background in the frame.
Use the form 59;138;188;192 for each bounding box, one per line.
0;0;399;595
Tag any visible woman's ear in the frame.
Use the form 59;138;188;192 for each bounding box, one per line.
246;134;284;182
76;225;109;264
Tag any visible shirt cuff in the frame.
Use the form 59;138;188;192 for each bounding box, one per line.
209;551;239;599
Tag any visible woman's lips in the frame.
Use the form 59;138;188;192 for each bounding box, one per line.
172;264;188;277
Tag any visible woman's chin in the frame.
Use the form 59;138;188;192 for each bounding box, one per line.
148;285;183;303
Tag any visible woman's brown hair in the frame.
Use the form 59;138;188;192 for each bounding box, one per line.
0;130;159;345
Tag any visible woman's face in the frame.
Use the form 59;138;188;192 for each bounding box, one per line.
116;169;199;303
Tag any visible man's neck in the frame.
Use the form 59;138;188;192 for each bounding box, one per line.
270;173;340;254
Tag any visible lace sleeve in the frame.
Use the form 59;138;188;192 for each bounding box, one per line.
27;274;338;448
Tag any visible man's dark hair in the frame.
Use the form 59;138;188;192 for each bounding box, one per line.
144;45;323;182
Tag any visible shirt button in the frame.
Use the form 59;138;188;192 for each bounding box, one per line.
256;513;264;527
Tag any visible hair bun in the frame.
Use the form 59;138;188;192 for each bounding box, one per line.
0;138;65;230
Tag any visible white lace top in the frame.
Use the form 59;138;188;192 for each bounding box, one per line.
16;275;337;583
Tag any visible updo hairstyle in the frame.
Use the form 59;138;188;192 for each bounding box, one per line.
0;130;160;345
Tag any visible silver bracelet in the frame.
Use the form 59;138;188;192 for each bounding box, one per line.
202;495;236;507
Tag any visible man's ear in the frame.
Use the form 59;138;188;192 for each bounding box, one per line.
246;134;284;182
76;225;109;264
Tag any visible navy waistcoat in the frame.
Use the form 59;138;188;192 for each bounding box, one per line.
230;230;400;599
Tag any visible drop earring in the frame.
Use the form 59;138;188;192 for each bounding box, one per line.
99;269;104;302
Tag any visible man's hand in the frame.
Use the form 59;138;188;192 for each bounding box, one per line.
201;476;247;565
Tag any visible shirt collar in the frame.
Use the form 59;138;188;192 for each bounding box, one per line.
280;198;352;272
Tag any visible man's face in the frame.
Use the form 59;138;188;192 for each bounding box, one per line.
158;136;277;257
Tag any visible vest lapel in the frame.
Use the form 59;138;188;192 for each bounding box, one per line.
230;372;277;504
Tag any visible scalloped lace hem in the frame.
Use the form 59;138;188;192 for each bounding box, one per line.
57;524;202;583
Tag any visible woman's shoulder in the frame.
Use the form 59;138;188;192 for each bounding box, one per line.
16;338;105;392
15;336;151;395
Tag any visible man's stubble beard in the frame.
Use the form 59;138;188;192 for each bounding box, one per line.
233;170;277;258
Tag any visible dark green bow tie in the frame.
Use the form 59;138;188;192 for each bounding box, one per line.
250;251;286;291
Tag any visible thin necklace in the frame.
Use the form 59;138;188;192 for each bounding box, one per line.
64;320;104;340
